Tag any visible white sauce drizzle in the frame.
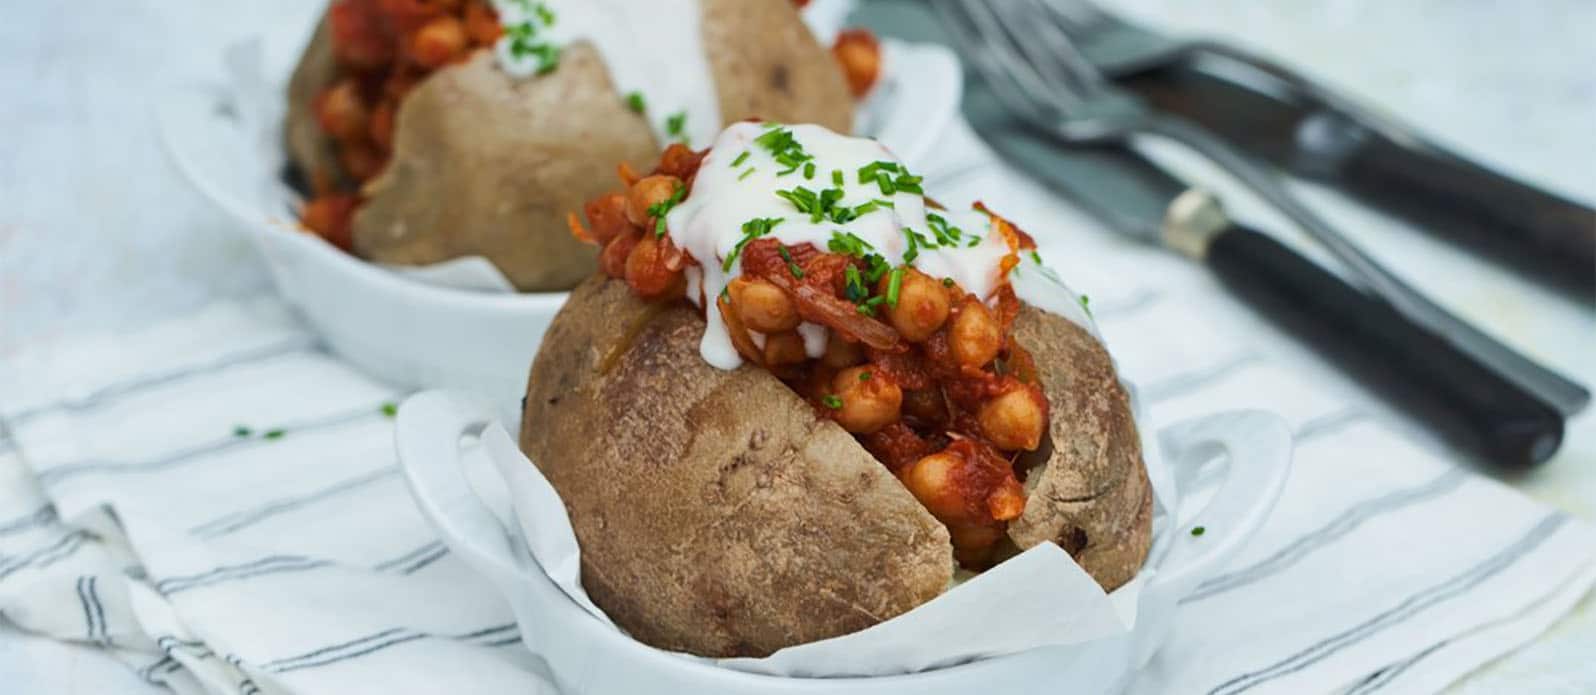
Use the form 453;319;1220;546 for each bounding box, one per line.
666;122;1098;369
490;0;722;147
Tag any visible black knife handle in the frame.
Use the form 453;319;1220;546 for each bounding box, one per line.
1339;130;1596;295
1205;225;1565;469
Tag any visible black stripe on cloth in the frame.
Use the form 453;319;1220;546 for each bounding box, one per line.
76;576;98;643
224;653;263;695
1345;638;1452;695
1206;513;1570;695
1182;469;1468;604
36;401;397;486
156;555;331;596
0;529;92;580
156;635;214;658
189;465;399;539
371;540;450;575
87;575;109;646
1143;352;1261;403
138;655;184;684
260;623;518;673
5;336;319;426
154;540;455;596
0;505;56;538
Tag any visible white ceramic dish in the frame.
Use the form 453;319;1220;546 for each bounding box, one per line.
159;37;963;411
395;391;1293;694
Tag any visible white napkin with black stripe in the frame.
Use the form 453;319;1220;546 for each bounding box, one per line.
4;124;1595;694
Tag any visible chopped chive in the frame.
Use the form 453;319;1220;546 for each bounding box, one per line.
645;183;688;237
731;150;750;167
1080;294;1093;317
901;227;920;263
1191;526;1206;537
626;91;646;114
722;217;784;272
859;370;872;381
263;429;286;440
803;162;816;179
381;402;398;417
877;176;896;196
832;169;844;186
1030;250;1043;264
664;111;688;144
942;277;955;288
738;167;756;181
777;246;804;278
232;425;252;438
822;394;844;409
886;267;904;306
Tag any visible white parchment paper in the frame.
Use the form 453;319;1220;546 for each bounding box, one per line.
476;385;1172;678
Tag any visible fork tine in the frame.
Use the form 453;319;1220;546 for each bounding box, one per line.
975;0;1092;97
1037;0;1113;35
931;0;1059;123
1018;0;1115;91
986;0;1109;98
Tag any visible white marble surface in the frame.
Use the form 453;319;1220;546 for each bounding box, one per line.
1;0;1592;692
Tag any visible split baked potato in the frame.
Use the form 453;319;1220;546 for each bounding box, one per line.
520;123;1152;657
286;0;863;291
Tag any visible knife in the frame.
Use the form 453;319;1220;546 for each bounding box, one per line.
852;0;1570;468
1117;55;1596;301
964;86;1568;468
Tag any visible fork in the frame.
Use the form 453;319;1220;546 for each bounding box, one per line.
931;0;1589;417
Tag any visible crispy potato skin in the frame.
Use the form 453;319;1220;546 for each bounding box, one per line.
1006;307;1153;592
521;276;952;657
286;18;344;194
701;0;854;134
352;44;656;291
286;0;853;291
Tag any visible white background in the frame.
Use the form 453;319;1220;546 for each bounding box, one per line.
1;0;1592;691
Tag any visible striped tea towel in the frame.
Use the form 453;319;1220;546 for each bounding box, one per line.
2;295;1592;695
0;299;554;695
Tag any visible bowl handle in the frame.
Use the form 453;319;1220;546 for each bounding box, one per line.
1149;410;1294;599
395;390;531;590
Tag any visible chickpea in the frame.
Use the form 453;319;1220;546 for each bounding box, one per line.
764;331;808;366
625;175;684;228
832;29;882;98
950;298;1002;368
978;387;1045;451
879;268;950;343
897;451;970;522
464;1;503;45
583;192;636;245
829;366;902;434
822;332;864;368
410;16;468;68
729;278;799;333
624;234;681;299
600;231;640;279
316;80;369;142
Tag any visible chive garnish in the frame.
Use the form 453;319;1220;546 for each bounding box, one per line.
233;425;252;438
822;394;844;409
738;167;756;181
832;170;844;186
380;402;398;417
803;162;816;179
626;91;646;114
859;371;872;381
1079;294;1093;317
731;150;750;167
886;267;904;306
645;183;687;237
1191;526;1206;537
263;429;286;440
777;246;804;278
942;277;955;288
723;217;783;272
664;111;688;144
843;265;868;302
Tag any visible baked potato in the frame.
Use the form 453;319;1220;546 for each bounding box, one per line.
286;0;868;291
522;122;1151;657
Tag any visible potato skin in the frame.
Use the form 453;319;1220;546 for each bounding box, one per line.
521;276;952;657
353;44;657;292
1005;307;1153;592
285;0;853;291
285;18;343;193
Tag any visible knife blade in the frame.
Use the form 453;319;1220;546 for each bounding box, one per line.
1118;55;1596;301
852;0;1571;467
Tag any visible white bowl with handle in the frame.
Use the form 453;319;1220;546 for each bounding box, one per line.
394;390;1293;694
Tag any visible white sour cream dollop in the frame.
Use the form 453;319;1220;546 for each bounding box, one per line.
665;122;1097;370
491;0;721;147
